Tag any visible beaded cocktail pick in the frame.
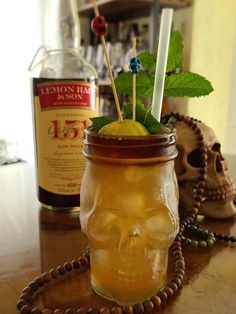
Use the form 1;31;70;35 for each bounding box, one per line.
91;0;123;121
129;37;141;121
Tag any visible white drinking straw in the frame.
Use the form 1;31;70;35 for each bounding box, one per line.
151;8;173;122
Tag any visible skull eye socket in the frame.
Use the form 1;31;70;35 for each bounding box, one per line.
87;211;120;247
187;148;201;168
212;143;224;161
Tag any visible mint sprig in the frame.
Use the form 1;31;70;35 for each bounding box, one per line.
164;72;213;97
114;31;214;99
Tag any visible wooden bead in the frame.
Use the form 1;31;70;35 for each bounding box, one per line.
76;309;87;314
49;268;59;278
188;216;195;223
122;306;134;314
80;256;88;266
41;272;51;283
191;207;199;214
195;195;202;202
199;168;207;175
175;268;185;276
171;277;182;287
169;282;178;293
53;309;64;314
31;308;42;314
111;306;122;314
187;119;193;126
99;308;111;314
175;259;185;268
199;240;207;248
65;309;76;314
28;281;38;291
200;153;207;161
17;299;27;310
199;146;207;153
173;273;184;281
22;287;34;295
198;181;206;188
64;262;73;272
150;295;162;308
164;286;174;297
173;252;183;259
42;310;53;314
35;276;44;287
192;122;197;129
88;308;99;314
193;201;201;208
195;128;201;134
157;290;168;303
20;293;31;302
142;300;154;312
91;16;108;37
132;303;144;314
197;187;205;195
57;265;66;275
20;305;32;314
200;160;207;167
199;174;207;181
72;259;81;269
191;240;199;247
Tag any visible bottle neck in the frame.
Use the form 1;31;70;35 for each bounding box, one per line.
44;0;81;50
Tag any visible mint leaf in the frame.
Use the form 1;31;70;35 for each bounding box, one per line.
164;72;214;97
115;71;154;97
166;31;183;72
123;103;162;134
90;116;114;131
138;32;183;73
115;72;132;96
138;51;156;71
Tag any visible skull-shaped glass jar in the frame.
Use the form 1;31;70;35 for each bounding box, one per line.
80;127;179;305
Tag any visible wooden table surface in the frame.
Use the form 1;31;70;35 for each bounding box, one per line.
0;161;236;314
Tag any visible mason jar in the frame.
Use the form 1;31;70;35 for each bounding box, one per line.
80;127;179;305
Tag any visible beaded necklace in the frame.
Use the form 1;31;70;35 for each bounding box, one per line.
16;113;236;314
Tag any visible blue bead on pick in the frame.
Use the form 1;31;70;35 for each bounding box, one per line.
129;57;141;74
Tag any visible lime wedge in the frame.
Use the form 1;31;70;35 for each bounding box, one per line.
99;119;150;136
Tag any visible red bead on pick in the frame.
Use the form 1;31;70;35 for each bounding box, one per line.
91;16;108;37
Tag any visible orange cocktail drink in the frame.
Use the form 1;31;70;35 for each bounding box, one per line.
80;127;179;305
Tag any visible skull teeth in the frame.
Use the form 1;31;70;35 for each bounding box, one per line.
194;183;236;202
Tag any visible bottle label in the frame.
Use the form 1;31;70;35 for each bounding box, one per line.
33;79;99;195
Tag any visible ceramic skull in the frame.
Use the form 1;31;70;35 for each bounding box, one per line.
175;120;236;219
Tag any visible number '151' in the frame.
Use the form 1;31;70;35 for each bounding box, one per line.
48;120;88;140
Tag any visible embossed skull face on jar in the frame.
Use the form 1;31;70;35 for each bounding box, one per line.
175;121;236;219
80;128;179;305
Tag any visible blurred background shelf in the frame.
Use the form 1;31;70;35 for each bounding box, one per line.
79;0;192;21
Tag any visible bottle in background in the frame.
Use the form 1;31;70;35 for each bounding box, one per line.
29;0;99;209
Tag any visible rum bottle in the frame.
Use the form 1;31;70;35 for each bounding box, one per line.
30;0;99;209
